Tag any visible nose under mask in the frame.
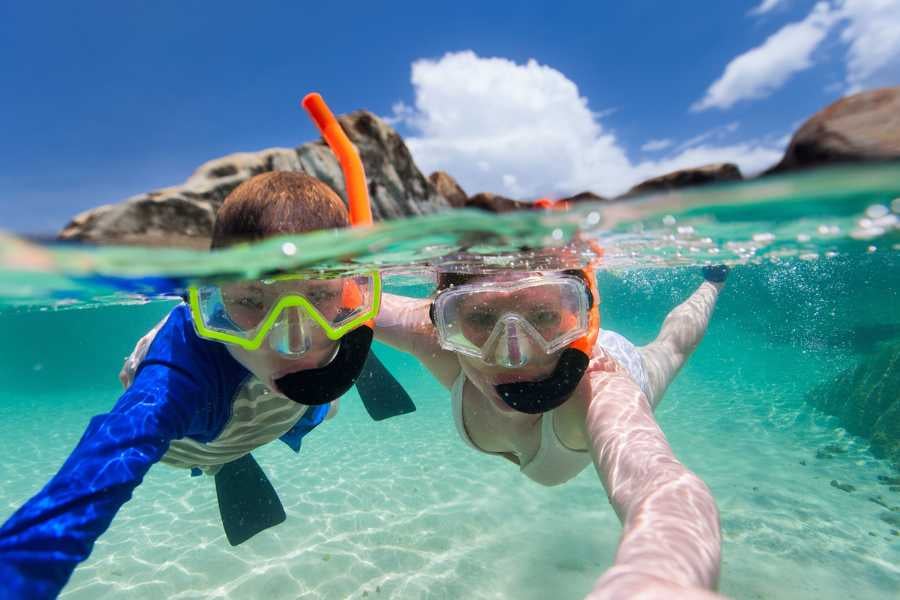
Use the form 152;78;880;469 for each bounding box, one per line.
481;315;541;368
267;309;314;357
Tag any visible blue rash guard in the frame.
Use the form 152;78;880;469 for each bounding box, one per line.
0;304;328;599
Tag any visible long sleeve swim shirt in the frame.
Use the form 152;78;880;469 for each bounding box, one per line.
0;304;328;599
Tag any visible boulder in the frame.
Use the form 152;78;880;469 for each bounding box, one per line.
808;342;900;470
59;111;451;247
767;86;900;174
621;163;743;198
465;192;531;213
428;171;468;208
559;191;609;205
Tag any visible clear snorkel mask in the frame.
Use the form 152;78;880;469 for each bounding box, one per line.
430;260;601;414
431;273;591;369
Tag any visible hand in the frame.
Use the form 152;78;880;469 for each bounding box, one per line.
701;265;729;283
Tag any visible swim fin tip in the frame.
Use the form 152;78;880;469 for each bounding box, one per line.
215;453;286;546
356;351;416;421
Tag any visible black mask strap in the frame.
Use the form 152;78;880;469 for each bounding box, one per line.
494;348;589;414
274;325;374;405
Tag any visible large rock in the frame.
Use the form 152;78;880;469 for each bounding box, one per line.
621;163;743;198
428;171;468;208
59;111;451;247
767;86;900;174
808;342;900;469
464;190;610;212
559;191;610;205
465;192;531;213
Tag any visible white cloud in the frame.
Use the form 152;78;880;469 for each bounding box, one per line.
837;0;900;92
393;52;786;198
675;122;741;152
697;0;900;110
692;2;840;111
748;0;787;16
641;138;674;152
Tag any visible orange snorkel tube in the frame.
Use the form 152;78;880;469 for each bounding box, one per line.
301;93;373;227
265;93;379;407
300;91;377;325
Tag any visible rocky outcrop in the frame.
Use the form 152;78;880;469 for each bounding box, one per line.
560;191;609;205
808;343;900;469
59;111;451;247
464;193;531;213
428;171;468;208
621;163;743;198
767;86;900;174
461;190;611;212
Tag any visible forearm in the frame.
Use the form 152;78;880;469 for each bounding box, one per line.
655;280;722;354
375;293;460;388
584;373;721;593
374;293;435;354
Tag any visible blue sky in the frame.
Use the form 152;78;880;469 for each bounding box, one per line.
2;1;898;234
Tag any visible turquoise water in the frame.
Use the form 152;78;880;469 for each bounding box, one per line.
1;166;899;598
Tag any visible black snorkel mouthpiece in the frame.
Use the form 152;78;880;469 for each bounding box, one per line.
274;325;374;405
494;348;589;414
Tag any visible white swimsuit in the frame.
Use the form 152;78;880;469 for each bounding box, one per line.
451;329;650;486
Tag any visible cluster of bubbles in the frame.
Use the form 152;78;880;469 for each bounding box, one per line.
584;197;900;270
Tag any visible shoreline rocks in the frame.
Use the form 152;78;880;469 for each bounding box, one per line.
57;85;900;245
59;111;450;247
619;163;743;199
766;85;900;174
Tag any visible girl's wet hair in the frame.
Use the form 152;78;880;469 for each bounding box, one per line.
211;171;349;249
434;246;594;292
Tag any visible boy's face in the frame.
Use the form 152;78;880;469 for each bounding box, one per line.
217;278;345;394
225;326;340;395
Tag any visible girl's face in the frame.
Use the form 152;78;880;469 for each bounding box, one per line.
458;350;562;412
448;273;573;410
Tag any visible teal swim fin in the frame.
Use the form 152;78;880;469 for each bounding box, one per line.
356;351;416;421
215;453;286;546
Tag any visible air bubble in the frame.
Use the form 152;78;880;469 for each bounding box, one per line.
662;215;676;226
865;204;889;219
281;242;297;256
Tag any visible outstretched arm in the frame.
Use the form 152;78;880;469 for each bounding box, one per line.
640;269;726;409
580;356;722;599
0;306;228;599
0;367;195;598
375;293;460;389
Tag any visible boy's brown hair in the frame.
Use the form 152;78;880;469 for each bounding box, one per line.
211;171;349;249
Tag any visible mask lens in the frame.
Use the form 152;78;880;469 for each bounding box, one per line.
190;272;380;349
434;274;590;362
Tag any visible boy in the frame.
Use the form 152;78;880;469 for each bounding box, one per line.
0;105;389;597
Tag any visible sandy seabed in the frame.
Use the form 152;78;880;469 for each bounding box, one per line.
1;349;898;600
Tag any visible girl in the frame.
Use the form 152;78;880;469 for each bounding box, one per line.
375;255;728;599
